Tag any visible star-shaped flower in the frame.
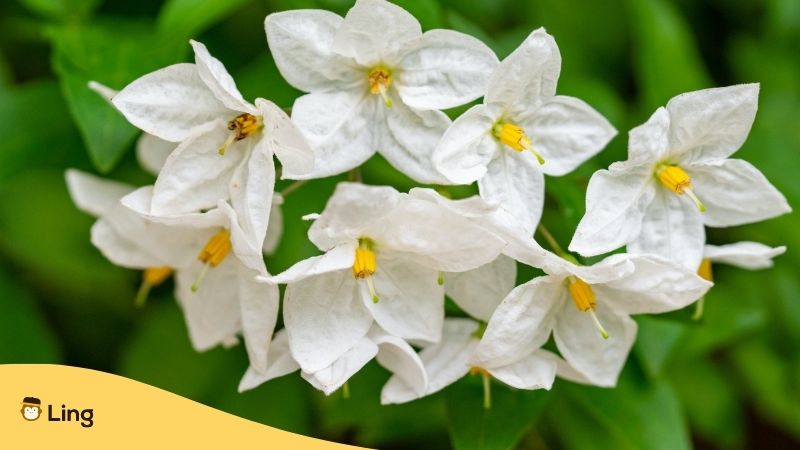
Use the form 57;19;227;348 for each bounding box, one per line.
265;0;498;183
569;84;791;269
432;28;616;233
265;182;506;375
66;170;279;374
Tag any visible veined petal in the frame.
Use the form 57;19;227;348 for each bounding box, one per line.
478;150;545;235
332;0;422;66
190;40;257;115
553;300;637;387
290;89;376;179
238;267;280;374
445;255;517;322
229;136;276;257
120;186;229;231
269;243;357;284
302;337;378;395
65;169;135;217
628;187;706;270
566;253;636;285
90;219;161;269
257;99;314;177
472;276;564;368
487;350;556;390
136;133;176;176
382;318;477;404
111;63;230;142
705;242;786;270
667;84;760;164
370;327;428;399
486;28;560;110
364;256;444;343
265;9;361;92
521;95;617;176
569;164;656;257
283;269;373;373
628;107;670;164
396;29;498;110
238;330;301;392
688;159;791;227
598;254;711;315
432;104;499;184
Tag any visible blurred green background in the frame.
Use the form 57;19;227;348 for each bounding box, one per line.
1;0;798;448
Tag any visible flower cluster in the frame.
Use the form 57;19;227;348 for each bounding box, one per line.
68;0;790;406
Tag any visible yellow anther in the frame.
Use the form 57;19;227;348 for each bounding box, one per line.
144;266;173;286
567;276;608;340
492;122;545;164
368;67;393;108
656;164;706;212
219;113;263;155
698;258;713;282
192;229;232;292
353;238;379;302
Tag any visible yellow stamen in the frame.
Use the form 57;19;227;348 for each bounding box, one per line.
368;67;393;108
353;238;379;302
693;258;713;321
134;266;174;308
219;113;263;155
192;229;232;292
492;121;544;164
567;276;609;339
656;165;706;212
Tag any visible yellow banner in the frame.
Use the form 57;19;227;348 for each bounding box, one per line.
1;364;368;449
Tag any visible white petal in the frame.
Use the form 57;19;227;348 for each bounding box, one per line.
365;198;506;272
174;258;241;352
88;80;118;101
151;121;246;215
381;318;477;404
265;10;361;93
111;63;230;142
379;98;452;184
667;84;760;164
445;255;516;322
229;136;276;257
522;95;617;177
408;187;498;218
257;99;315;177
370;328;428;400
488;350;556;390
598;254;711;315
65;169;134;217
238;267;280;374
478;150;545;235
566;253;636;285
136;133;176;176
553;300;637;387
90;219;159;268
121;186;229;231
628;107;670;164
688;159;791;227
485;28;560;109
262;195;283;255
396;29;498;110
190;40;256;114
332;0;422;66
289;89;376;179
269;243;357;284
628;188;706;270
238;329;300;392
432;104;499;184
704;242;786;270
536;350;593;385
364;256;444;343
569;164;656;257
472;276;564;368
284;270;373;373
302;337;378;395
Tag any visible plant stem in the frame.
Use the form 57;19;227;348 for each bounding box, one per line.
537;223;565;255
482;372;491;410
280;179;308;197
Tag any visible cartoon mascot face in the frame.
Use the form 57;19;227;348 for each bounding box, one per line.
21;397;42;421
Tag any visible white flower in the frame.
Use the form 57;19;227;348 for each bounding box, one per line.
702;241;786;271
265;0;498;183
265;182;506;375
471;252;711;387
432;28;616;233
66;170;279;374
239;326;427;401
110;39;313;254
569;84;791;269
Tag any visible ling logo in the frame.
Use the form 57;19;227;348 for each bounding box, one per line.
19;396;95;428
21;397;42;421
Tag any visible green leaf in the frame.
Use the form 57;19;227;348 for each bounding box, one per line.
446;378;549;450
157;0;254;40
633;315;686;379
18;0;102;21
392;0;444;30
49;21;187;173
0;268;62;363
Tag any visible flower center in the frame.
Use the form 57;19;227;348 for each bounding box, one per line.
192;229;232;292
698;258;713;282
567;276;608;340
135;266;174;308
218;113;263;155
655;164;706;212
368;67;393;108
491;121;545;164
353;237;380;303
